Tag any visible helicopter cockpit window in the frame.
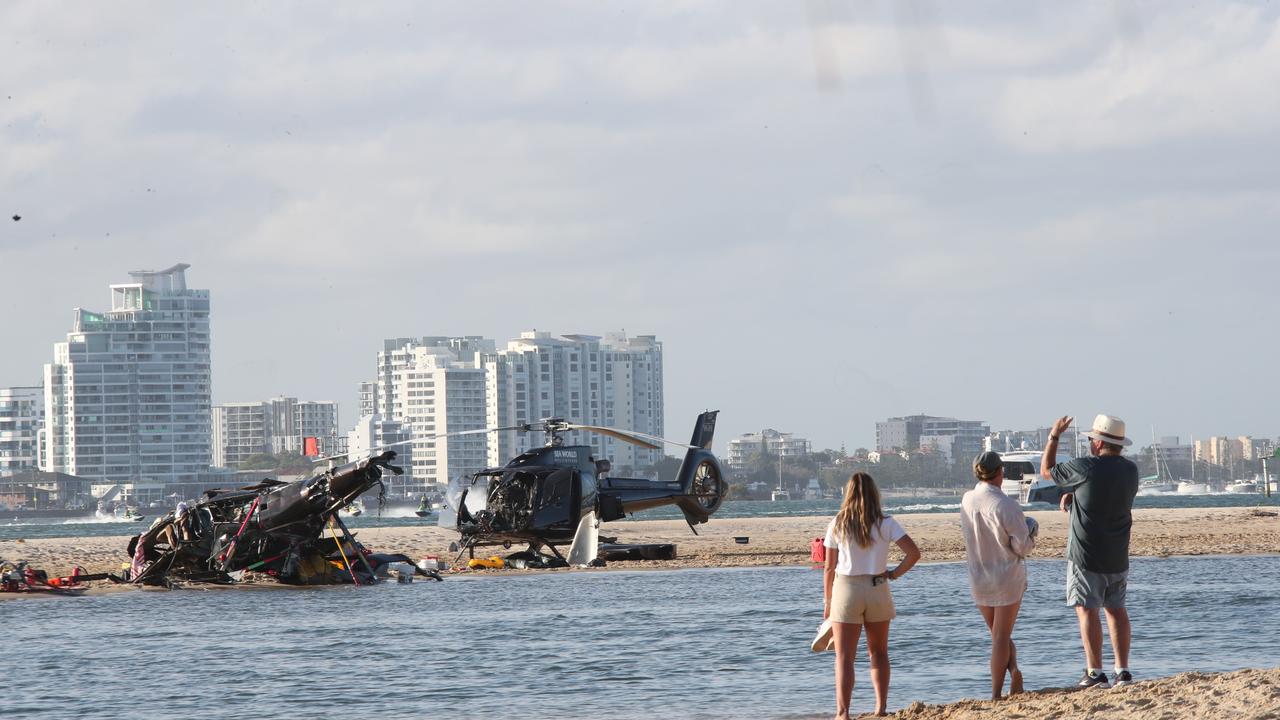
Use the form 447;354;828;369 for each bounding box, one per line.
532;468;576;529
536;469;572;511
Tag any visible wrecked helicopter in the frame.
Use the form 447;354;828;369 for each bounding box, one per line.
439;411;727;566
127;450;439;586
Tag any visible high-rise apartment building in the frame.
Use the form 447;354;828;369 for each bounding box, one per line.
359;331;665;486
43;264;211;485
211;402;269;468
0;385;43;475
212;397;339;468
292;400;339;453
368;339;492;485
483;331;664;471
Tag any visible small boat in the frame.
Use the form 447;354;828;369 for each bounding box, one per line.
1224;480;1259;494
1140;431;1178;494
1139;479;1177;494
1177;481;1210;495
122;506;145;522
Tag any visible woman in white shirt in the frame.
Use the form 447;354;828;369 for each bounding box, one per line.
960;451;1037;700
823;472;922;718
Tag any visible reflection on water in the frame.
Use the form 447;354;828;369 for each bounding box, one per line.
2;556;1276;719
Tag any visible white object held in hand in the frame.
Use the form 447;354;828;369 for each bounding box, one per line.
811;618;835;652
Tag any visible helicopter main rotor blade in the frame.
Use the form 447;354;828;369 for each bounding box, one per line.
564;424;696;451
422;424;531;440
311;423;532;464
561;424;664;451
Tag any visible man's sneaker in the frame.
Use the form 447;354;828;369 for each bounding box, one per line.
1112;670;1134;687
1078;671;1110;689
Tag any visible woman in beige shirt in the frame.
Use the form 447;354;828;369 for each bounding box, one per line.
960;452;1038;700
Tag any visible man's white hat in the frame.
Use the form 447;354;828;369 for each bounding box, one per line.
1085;414;1132;447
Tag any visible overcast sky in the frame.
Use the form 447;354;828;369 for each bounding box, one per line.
3;2;1278;453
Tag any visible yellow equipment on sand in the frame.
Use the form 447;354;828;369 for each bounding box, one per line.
467;556;505;570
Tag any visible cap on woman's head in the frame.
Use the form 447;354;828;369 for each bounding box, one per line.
973;451;1003;480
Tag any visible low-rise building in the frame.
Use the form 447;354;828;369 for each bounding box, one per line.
0;469;92;510
726;429;812;468
212;397;339;468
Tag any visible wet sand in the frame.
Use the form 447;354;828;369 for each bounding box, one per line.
881;667;1280;720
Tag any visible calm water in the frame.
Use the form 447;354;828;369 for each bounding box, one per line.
2;555;1277;719
3;492;1278;541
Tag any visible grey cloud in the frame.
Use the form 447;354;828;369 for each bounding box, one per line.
3;1;1279;449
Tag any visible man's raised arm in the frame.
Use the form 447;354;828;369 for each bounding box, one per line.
1041;415;1073;480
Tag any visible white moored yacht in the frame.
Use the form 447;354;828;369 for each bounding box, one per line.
999;450;1074;505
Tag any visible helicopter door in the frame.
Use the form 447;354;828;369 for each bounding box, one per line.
531;468;577;531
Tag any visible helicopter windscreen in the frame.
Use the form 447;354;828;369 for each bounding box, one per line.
439;473;495;530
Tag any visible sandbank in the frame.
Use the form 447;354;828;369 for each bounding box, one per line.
2;505;1276;591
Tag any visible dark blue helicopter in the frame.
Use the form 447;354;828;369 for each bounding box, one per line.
440;411;726;566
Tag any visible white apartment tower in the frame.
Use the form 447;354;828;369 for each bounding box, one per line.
365;338;493;486
0;386;43;475
362;331;664;486
483;331;664;471
43;264;212;485
211;402;269;468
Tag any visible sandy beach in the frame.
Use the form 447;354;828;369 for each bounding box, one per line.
4;506;1278;580
882;667;1280;720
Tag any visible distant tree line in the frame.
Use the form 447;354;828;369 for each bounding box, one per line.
727;449;976;499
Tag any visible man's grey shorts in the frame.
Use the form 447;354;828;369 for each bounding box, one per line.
1065;561;1128;609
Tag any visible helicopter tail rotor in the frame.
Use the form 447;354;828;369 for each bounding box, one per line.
673;412;726;528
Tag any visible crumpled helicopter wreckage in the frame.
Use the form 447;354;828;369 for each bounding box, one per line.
128;451;439;587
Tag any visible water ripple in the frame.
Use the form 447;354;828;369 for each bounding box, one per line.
1;557;1277;719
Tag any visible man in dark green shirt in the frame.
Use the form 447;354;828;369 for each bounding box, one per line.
1041;414;1139;690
